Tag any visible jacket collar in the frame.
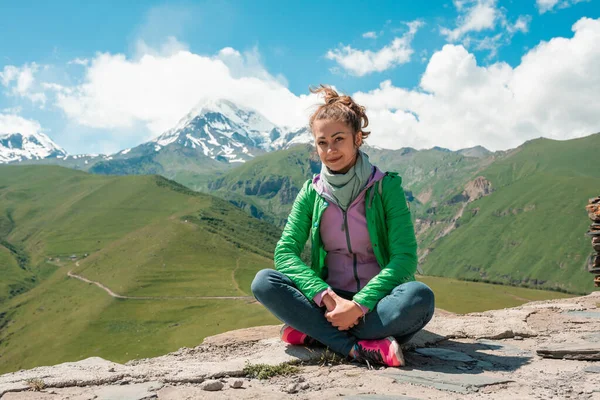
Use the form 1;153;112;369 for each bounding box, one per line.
312;165;385;197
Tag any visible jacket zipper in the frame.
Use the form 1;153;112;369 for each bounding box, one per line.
342;209;360;292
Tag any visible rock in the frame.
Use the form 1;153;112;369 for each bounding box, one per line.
585;365;600;373
564;311;600;319
300;382;310;390
286;383;299;393
95;382;163;400
514;336;524;340
230;379;244;388
382;369;513;394
201;380;224;391
537;342;600;360
415;348;476;363
344;396;421;400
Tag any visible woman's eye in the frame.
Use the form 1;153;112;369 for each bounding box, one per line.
336;137;343;141
318;141;326;146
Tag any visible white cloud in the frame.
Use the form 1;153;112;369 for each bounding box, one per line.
68;58;90;66
43;41;316;143
505;15;531;34
441;0;498;41
441;0;531;58
0;63;46;105
0;113;43;135
326;20;423;76
536;0;589;14
353;17;600;151
362;31;378;39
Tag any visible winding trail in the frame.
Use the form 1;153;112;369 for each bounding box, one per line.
231;257;246;296
67;271;255;301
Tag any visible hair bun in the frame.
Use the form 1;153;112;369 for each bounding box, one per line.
309;84;371;140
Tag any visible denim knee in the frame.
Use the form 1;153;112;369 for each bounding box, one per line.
396;281;435;321
251;268;279;302
409;281;435;322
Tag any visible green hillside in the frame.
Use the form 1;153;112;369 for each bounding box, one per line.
366;146;494;209
208;144;321;226
0;164;578;374
421;134;600;293
0;166;280;373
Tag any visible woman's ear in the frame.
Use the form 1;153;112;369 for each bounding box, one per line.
355;132;363;147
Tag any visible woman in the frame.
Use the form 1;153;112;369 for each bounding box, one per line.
251;85;435;367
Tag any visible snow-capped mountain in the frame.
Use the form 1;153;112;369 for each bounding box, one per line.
0;132;67;163
3;99;313;173
147;99;312;163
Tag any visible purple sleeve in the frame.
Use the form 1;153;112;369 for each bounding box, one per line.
313;287;332;306
353;300;370;316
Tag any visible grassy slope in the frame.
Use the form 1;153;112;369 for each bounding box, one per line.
422;134;600;293
367;146;494;210
419;275;573;314
209;144;320;226
0;166;280;373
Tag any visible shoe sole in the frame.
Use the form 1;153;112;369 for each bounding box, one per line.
385;336;405;367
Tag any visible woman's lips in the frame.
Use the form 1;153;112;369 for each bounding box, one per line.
328;156;342;163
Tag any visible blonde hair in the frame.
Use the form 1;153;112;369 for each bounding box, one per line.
309;85;370;141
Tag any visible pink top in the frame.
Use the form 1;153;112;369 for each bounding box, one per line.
311;167;386;314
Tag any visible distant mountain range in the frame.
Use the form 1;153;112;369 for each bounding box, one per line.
1;99;315;191
1;99;311;167
0;132;66;163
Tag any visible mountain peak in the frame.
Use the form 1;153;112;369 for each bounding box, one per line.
0;132;67;163
148;98;309;164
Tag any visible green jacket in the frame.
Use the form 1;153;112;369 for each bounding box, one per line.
273;172;418;311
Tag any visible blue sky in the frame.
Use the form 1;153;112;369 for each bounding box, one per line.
1;0;599;154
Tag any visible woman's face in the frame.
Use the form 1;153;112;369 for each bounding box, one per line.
313;119;362;174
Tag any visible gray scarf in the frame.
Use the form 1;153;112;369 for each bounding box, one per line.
320;150;373;211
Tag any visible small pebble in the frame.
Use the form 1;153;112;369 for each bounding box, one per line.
286;383;299;394
201;380;224;391
230;379;244;389
297;376;305;383
514;336;524;340
300;382;310;390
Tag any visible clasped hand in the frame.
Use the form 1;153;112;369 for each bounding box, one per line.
322;291;363;331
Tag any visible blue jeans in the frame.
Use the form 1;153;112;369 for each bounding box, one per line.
251;269;435;356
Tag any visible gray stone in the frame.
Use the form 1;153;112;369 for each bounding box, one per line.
475;360;494;369
583;332;600;342
537;342;600;360
564;311;600;319
585;365;600;373
286;383;299;393
95;381;163;400
383;369;512;394
477;339;532;357
415;348;476;363
201;380;224;391
300;382;310;390
344;396;422;400
230;379;244;388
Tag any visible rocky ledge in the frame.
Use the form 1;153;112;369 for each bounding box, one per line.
2;291;600;399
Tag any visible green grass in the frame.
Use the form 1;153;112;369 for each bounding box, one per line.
0;165;282;374
418;275;574;314
0;144;597;376
421;134;600;294
0;264;279;373
243;361;300;379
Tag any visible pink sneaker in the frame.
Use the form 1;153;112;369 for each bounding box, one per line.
280;324;315;346
352;336;405;367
